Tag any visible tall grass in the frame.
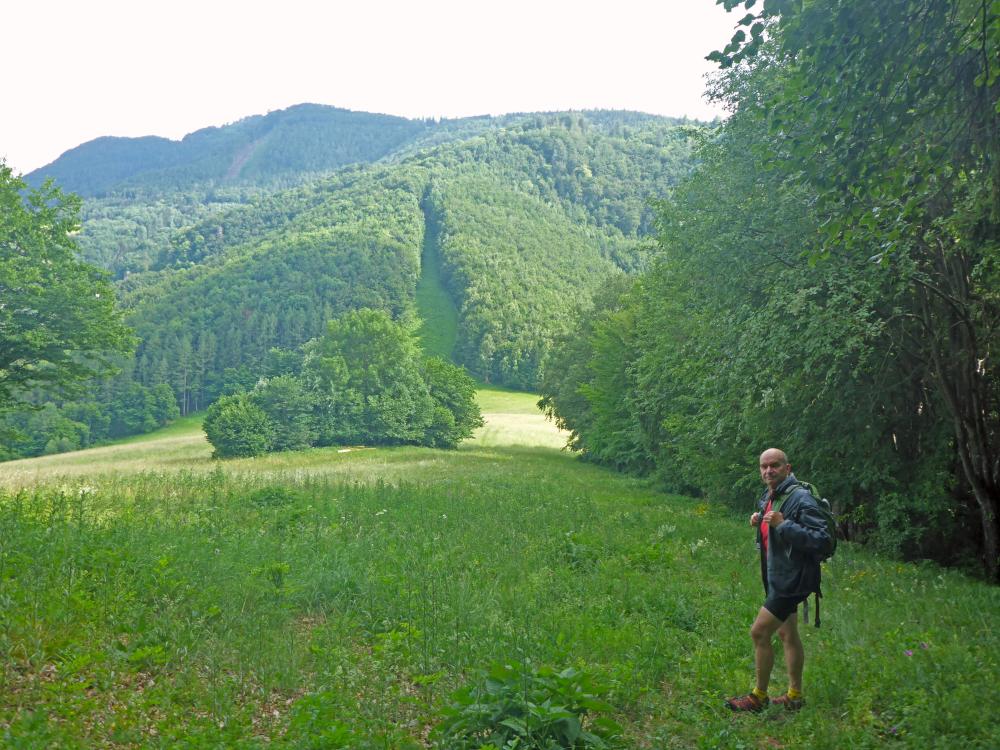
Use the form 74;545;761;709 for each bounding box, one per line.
0;395;997;747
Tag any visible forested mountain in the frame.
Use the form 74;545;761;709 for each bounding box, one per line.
2;108;701;459
27;104;685;201
24;105;430;197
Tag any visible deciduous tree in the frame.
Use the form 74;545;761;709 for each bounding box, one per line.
0;164;134;410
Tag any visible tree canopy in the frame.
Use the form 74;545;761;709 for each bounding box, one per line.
540;0;1000;579
0;164;134;411
202;308;482;457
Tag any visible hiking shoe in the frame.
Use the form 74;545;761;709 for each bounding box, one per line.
772;693;804;711
725;693;768;712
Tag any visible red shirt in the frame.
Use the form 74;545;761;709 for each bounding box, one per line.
760;494;774;555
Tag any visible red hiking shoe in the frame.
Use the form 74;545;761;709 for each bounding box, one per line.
725;692;768;712
771;693;804;711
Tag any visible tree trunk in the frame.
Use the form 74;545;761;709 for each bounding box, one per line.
917;277;1000;581
970;480;1000;581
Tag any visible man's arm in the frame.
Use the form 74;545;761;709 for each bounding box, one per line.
771;493;830;555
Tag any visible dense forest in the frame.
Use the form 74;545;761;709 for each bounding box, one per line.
540;0;1000;580
2;108;700;460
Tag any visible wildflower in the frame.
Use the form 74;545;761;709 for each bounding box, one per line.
920;642;929;649
904;649;913;657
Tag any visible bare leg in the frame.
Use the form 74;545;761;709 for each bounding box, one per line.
777;613;804;693
750;607;783;694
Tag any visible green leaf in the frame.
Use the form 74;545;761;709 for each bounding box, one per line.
498;717;528;735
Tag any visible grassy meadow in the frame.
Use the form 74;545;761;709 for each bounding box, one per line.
0;390;998;748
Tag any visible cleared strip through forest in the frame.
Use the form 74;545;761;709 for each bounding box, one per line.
415;190;459;361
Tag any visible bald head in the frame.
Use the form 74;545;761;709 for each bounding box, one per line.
760;448;788;465
759;448;791;490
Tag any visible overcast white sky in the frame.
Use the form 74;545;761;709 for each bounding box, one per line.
3;1;737;175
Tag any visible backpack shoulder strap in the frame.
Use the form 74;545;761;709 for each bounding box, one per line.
778;480;807;508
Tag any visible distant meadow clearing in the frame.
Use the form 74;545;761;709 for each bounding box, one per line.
0;389;997;748
0;389;565;491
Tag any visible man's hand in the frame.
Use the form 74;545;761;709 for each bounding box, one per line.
764;510;784;528
750;512;761;527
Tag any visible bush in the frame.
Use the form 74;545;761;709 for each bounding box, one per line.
422;356;483;448
203;393;274;458
304;308;434;446
432;661;622;750
202;311;483;458
250;375;316;452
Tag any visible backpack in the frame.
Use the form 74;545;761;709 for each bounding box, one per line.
778;480;838;628
778;480;837;562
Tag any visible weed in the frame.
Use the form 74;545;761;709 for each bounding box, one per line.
432;661;623;749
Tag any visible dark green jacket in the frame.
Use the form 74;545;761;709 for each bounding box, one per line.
756;474;830;598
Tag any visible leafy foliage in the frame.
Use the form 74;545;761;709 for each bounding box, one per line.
714;0;1000;577
538;275;654;476
541;0;1000;577
201;308;482;456
433;662;623;750
250;374;316;452
421;356;484;448
203;393;273;458
304;308;436;447
0;165;134;410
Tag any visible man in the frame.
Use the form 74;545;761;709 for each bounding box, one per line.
726;448;831;712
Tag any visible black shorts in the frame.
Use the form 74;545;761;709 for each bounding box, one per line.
763;593;808;622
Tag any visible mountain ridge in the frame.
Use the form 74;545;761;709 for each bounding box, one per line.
25;104;428;196
26;103;700;197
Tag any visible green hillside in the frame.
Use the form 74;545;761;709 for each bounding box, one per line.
1;110;701;460
122;170;427;414
430;171;618;388
27;105;689;201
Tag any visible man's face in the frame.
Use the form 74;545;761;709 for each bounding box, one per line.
759;450;791;490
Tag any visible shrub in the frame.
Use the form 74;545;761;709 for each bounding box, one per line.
250;375;316;452
203;393;274;458
432;661;623;750
422;356;483;448
304;308;434;446
203;311;483;458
